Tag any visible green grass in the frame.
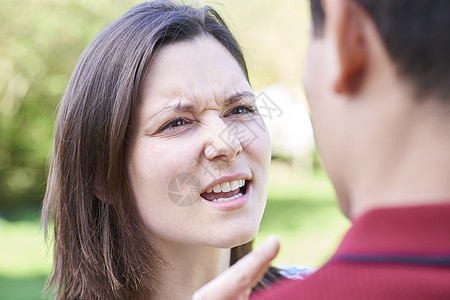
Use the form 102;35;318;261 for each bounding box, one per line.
0;275;49;300
0;162;349;299
257;162;350;267
0;219;51;300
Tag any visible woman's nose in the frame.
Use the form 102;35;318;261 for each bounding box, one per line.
203;118;243;162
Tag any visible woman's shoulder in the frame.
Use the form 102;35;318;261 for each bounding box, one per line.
253;265;315;292
277;265;316;280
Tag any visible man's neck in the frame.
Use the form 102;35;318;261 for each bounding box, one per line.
348;95;450;219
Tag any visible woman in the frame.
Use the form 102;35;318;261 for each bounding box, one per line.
42;1;309;299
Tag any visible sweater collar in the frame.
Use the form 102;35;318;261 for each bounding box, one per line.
334;203;450;257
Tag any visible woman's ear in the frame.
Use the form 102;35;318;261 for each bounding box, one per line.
93;172;106;202
324;0;368;94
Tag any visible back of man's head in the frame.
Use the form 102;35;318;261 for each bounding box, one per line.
310;0;450;101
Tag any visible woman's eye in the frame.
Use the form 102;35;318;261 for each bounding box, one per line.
157;117;191;133
227;105;257;116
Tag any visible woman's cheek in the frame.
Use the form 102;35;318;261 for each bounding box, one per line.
245;119;271;161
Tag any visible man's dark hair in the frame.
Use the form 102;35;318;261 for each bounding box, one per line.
310;0;450;100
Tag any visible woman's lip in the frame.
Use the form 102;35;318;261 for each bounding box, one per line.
203;181;251;210
202;173;251;193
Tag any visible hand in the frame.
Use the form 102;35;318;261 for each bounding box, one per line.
192;236;280;300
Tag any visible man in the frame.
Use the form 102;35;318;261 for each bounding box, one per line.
193;0;450;299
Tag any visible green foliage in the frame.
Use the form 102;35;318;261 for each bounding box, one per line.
0;0;141;214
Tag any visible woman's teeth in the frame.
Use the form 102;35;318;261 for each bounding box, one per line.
206;179;245;193
212;193;243;203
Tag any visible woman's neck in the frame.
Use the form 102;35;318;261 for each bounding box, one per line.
138;238;231;300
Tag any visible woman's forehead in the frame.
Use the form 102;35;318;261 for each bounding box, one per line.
146;37;246;87
138;36;251;114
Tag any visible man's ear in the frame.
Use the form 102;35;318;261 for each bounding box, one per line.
324;0;367;94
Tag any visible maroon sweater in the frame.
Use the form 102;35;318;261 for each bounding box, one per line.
253;203;450;300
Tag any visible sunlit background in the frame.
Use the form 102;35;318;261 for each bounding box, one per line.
0;0;349;298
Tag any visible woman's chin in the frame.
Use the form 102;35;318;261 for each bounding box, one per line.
209;228;259;249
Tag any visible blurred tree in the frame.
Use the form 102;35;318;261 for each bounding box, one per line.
0;0;140;216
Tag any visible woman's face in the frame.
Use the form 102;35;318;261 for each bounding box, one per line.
126;36;271;248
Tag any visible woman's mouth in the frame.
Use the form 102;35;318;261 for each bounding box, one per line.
201;179;248;203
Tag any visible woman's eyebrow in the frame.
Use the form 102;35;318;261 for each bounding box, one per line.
224;91;255;106
148;102;195;120
150;92;255;119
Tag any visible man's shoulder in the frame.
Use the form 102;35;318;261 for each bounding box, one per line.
253;260;450;300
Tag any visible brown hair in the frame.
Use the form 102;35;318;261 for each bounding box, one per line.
42;1;253;299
